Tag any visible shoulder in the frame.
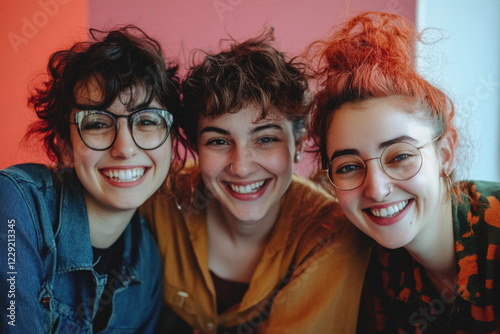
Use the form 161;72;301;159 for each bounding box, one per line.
456;180;500;201
0;164;61;256
453;179;500;242
0;163;55;187
285;173;349;232
453;181;500;297
454;180;500;227
281;174;361;255
0;164;64;208
140;162;199;235
152;159;201;205
287;173;337;211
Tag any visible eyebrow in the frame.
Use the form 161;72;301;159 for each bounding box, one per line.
199;123;283;136
199;126;229;135
329;135;418;162
252;123;283;134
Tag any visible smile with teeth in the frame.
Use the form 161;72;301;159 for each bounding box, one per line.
369;200;409;218
102;168;145;182
228;180;266;194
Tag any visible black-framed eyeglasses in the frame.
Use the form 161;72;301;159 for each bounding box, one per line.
69;108;173;151
322;136;441;191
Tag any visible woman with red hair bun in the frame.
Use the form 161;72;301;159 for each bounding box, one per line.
309;11;500;333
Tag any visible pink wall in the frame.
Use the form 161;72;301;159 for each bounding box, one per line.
0;0;415;174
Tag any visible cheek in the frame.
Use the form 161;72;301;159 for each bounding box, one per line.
198;151;225;178
402;160;440;195
150;141;173;170
264;147;294;174
336;191;360;216
71;140;98;168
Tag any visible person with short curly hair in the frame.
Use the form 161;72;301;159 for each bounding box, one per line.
0;25;182;333
141;28;371;333
309;11;500;333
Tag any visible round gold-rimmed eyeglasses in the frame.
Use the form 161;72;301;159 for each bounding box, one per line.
322;136;441;191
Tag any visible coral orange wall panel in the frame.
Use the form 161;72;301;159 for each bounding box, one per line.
0;0;88;168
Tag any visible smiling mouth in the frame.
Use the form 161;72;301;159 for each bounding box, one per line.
227;180;267;194
368;200;409;218
102;168;146;182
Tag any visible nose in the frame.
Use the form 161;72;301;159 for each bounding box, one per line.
363;160;392;200
109;119;139;159
229;144;256;177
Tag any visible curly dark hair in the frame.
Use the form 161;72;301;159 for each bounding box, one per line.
181;28;313;153
26;25;182;166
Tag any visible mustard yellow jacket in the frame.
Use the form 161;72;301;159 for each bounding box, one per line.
140;166;371;333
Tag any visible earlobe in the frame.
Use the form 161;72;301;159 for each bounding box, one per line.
294;151;302;163
294;129;307;163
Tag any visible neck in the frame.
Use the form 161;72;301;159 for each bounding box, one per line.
207;198;279;282
84;192;135;249
406;199;456;293
210;199;279;243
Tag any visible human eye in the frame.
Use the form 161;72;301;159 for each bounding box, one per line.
257;136;279;145
205;138;229;146
383;144;420;166
81;113;114;132
134;111;164;127
331;157;364;178
392;153;413;162
335;163;363;175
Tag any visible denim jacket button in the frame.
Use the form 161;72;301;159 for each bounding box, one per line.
40;297;51;307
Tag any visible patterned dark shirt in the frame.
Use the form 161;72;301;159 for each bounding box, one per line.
358;181;500;333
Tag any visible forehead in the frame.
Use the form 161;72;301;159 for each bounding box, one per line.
74;78;104;104
198;105;289;130
74;78;150;107
326;97;433;150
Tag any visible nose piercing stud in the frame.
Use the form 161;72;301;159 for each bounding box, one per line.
387;184;393;196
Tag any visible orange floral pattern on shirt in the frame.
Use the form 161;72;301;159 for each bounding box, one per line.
358;181;500;333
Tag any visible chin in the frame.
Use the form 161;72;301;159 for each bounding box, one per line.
233;212;265;222
110;198;144;211
373;234;412;250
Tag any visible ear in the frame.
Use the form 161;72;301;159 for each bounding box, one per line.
294;128;307;163
438;129;457;176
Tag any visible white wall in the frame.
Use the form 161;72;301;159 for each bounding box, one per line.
416;0;500;182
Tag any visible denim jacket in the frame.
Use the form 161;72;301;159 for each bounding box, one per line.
0;164;162;333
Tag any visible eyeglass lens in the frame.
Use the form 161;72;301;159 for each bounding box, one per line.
328;142;423;190
77;109;171;150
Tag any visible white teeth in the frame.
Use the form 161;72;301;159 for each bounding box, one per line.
102;168;145;182
370;200;408;218
229;180;266;194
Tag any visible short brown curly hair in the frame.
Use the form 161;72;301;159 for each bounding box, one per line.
181;28;313;153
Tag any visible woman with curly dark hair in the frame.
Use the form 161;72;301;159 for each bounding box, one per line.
0;26;182;333
141;29;371;333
